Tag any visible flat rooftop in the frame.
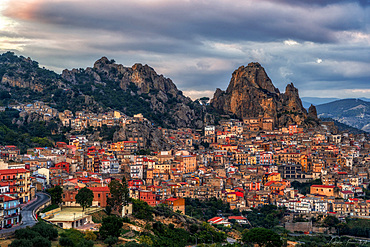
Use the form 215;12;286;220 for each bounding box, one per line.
47;207;100;222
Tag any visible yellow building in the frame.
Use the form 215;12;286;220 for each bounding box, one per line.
0;168;31;203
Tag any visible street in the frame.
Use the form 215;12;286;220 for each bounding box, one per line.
0;192;50;235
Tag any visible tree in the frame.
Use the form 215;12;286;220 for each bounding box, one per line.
132;199;153;221
59;237;74;247
76;187;94;211
99;215;123;239
46;185;63;205
242;227;282;247
108;178;130;214
31;236;51;247
15;227;40;240
9;239;33;247
104;236;118;247
31;222;58;240
323;215;340;228
84;230;97;241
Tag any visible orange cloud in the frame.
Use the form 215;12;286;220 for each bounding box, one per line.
3;0;43;21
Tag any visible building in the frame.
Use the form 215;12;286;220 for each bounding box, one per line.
0;168;31;203
310;185;335;197
0;195;21;227
164;197;185;214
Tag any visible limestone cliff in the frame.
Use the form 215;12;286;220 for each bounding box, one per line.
211;62;310;127
62;57;204;129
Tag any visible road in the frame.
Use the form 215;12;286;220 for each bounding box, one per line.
0;192;50;234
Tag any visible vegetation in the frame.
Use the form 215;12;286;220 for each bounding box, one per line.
242;227;282;247
46;185;63;205
0;109;64;153
107;178;130;213
75;187;94;211
132;198;153;221
99;215;124;239
40;204;59;213
59;228;94;247
338;218;370;238
11;222;58;247
185;197;238;221
291;178;322;195
243;205;286;229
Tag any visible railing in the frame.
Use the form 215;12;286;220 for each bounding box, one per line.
4;212;20;218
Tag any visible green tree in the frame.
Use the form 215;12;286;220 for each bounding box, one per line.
108;178;130;214
46;185;63;205
31;236;51;247
31;221;58;240
132;199;153;221
59;237;74;247
76;187;94;211
242;227;282;247
99;215;123;239
104;236;118;247
15;227;40;240
84;230;97;241
323;215;340;228
9;239;33;247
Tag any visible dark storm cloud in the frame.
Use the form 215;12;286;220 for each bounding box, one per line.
1;0;369;99
5;0;368;44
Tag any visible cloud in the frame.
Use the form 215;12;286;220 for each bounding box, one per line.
0;0;369;100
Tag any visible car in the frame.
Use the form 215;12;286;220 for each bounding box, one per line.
4;224;12;229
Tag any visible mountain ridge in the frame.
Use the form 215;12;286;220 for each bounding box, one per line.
316;98;370;132
0;52;205;129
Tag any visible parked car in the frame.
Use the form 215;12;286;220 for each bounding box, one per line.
4;224;12;229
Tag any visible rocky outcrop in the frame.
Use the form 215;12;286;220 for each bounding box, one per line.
211;62;310;127
308;104;318;119
113;121;172;151
1;75;44;92
62;57;204;129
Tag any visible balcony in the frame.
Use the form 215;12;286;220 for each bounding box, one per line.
4;212;19;218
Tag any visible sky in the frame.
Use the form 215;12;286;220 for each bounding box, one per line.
0;0;369;100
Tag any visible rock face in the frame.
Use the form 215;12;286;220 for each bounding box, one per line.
211;62;309;127
308;104;318;119
61;57;204;129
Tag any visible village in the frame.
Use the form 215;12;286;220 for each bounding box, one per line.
0;100;370;234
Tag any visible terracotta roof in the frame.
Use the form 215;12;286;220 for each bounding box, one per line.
87;187;110;192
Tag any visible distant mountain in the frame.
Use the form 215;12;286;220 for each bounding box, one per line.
301;97;340;107
0;52;205;129
316;99;370;132
302;97;370;109
320;117;367;135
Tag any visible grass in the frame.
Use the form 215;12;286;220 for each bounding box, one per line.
41;204;59;213
89;209;108;224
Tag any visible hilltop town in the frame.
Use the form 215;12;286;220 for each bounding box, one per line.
1;99;370;233
1;53;370;246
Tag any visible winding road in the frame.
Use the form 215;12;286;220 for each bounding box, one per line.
0;192;50;235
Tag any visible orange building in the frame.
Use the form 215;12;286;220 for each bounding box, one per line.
310;185;335;197
63;186;110;207
164;197;185;214
175;155;197;173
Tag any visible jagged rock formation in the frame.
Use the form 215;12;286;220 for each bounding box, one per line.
211;62;310;127
112;121;172;151
62;57;204;129
308;104;318;119
0;52;204;129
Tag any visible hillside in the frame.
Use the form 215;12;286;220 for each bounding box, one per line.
0;52;205;129
316;99;370;132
